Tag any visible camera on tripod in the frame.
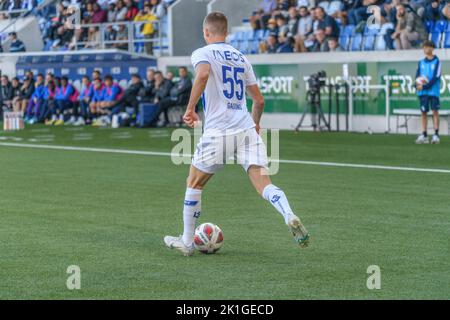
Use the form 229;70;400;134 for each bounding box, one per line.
296;70;330;132
307;70;327;94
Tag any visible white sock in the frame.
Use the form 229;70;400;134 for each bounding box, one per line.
59;114;63;121
182;188;202;246
262;184;295;225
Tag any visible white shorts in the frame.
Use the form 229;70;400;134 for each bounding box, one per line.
192;128;269;174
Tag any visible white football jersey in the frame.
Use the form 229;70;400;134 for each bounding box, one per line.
191;42;258;136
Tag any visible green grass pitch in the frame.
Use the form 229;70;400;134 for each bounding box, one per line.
0;126;449;299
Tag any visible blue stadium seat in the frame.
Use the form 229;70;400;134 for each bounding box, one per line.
428;20;447;48
430;31;442;48
425;20;434;33
240;40;250;54
245;30;255;41
444;32;450;48
339;34;350;50
363;35;375;50
255;29;265;40
343;25;355;36
434;20;447;33
250;40;260;54
374;35;387;51
235;31;245;41
318;1;330;12
351;34;363;51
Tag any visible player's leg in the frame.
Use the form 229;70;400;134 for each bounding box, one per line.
164;165;214;256
416;96;430;144
431;96;440;144
247;165;310;248
238;129;309;247
165;135;221;256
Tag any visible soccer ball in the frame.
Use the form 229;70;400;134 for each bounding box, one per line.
193;223;224;254
416;76;429;85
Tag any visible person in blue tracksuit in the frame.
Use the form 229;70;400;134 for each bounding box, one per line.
415;40;442;144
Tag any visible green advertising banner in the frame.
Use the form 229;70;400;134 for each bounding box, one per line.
168;60;450;115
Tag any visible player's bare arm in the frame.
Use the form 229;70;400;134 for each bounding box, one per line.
183;63;211;128
247;84;265;134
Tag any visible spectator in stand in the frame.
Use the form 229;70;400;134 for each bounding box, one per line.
85;26;101;49
391;4;427;50
424;0;444;22
286;7;299;36
125;0;139;21
115;24;129;50
155;66;192;126
53;76;78;126
328;37;342;52
92;2;107;23
8;32;26;52
150;0;166;19
276;14;290;37
443;1;450;19
267;18;279;36
261;0;277;15
25;74;45;124
277;33;295;53
107;2;117;22
294;6;313;52
266;33;280;53
114;0;128;21
104;25;117;48
315;6;340;39
1;75;13;110
310;28;329;52
134;2;157;55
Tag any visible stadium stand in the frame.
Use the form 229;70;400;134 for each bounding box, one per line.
228;0;450;54
0;0;176;55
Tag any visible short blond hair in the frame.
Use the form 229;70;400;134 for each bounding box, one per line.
203;12;228;36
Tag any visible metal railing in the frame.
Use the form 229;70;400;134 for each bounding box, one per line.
0;9;28;19
73;21;165;57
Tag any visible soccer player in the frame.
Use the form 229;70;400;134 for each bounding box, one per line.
415;40;441;144
164;12;310;256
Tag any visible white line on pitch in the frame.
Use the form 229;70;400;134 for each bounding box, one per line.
0;142;449;174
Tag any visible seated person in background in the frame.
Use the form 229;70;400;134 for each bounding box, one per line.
25;74;45;124
139;69;156;102
43;81;58;125
277;34;295;53
89;78;106;123
310;29;329;52
260;33;279;53
16;78;35;115
97;75;124;112
78;75;92;125
155;67;192;126
91;76;124;127
53;76;79;126
1;75;13;110
328;37;342;52
114;73;144;118
152;71;173;104
10;77;22;112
